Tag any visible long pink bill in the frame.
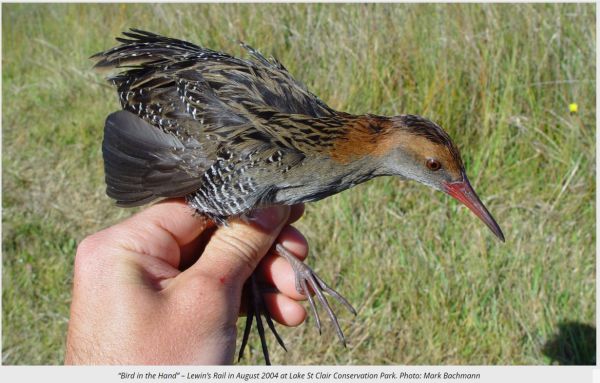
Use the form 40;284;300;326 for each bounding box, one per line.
443;174;505;242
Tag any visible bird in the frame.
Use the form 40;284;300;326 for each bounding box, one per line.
92;29;505;364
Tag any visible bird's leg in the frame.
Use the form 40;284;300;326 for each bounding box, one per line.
238;271;287;365
275;244;357;346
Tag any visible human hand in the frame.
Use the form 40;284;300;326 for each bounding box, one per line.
65;199;308;364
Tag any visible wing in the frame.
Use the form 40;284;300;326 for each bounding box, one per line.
205;41;337;118
93;29;347;156
92;29;336;121
102;110;211;206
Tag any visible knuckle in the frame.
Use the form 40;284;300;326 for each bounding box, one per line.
75;233;103;262
74;229;119;275
74;233;104;276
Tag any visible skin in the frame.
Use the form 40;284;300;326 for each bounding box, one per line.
65;199;308;365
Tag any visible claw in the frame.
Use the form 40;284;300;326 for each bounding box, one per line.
275;244;356;345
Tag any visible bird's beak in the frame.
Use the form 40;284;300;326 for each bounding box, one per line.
443;174;505;242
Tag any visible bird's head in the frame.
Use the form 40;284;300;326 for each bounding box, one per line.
378;114;504;242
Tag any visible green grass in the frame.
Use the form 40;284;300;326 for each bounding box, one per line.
2;3;595;365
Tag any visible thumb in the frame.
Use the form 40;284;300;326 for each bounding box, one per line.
187;205;291;288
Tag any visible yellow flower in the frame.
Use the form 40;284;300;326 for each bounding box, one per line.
569;103;578;113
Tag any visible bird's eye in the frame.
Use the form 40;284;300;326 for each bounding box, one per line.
426;158;441;171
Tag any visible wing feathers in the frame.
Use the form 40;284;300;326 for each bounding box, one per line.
102;110;206;206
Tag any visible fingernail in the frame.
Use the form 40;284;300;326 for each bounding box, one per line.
247;206;288;230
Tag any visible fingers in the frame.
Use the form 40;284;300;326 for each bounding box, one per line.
185;206;291;288
178;203;305;270
263;292;306;326
108;200;309;301
104;201;304;271
233;224;310;327
287;204;305;225
235;225;310;326
105;199;213;268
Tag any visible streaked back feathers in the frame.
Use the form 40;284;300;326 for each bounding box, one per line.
92;29;336;123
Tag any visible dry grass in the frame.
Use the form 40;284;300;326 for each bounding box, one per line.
2;3;595;365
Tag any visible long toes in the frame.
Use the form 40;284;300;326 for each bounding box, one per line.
313;274;357;315
300;277;321;333
250;277;271;365
264;311;287;351
275;243;353;345
254;308;271;365
305;273;346;345
238;309;254;362
238;274;288;365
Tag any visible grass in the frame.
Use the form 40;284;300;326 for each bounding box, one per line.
2;3;595;365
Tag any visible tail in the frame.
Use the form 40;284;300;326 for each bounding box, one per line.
103;110;206;206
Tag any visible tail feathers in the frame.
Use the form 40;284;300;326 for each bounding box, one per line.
102;110;205;206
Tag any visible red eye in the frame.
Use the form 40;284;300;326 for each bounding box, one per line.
426;158;441;171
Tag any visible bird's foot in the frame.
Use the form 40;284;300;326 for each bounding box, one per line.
238;272;286;365
275;243;357;346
